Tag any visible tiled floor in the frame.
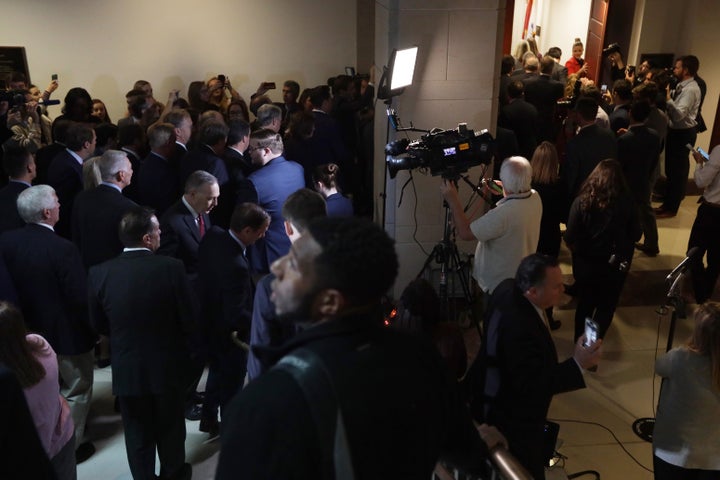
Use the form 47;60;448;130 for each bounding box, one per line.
78;195;705;480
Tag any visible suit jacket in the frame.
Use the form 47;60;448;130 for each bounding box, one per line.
0;181;29;234
0;224;95;355
47;149;83;239
158;199;210;279
213;148;253;228
551;61;568;85
497;98;540;160
562;123;618;199
34;142;65;186
469;278;584;476
72;184;138;269
608;103;631;134
523;75;565;143
198;227;253;346
88;250;197;396
137;151;181;216
180;144;229;187
617;125;661;203
240;155;305;274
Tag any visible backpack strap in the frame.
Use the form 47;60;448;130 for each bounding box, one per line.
274;347;356;480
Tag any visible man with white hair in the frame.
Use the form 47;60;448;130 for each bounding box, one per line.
72;149;138;269
440;156;542;294
0;185;97;462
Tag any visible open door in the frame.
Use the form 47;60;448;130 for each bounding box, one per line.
585;0;610;84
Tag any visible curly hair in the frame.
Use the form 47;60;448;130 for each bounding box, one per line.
577;159;628;211
307;217;398;306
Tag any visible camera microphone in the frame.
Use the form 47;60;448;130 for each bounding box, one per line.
38;99;61;106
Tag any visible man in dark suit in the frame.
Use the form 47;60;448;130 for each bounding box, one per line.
47;122;96;239
306;85;349;187
179;120;229;187
198;203;270;437
468;254;600;479
88;207;197;480
608;79;632;134
72;149;137;269
497;81;539;160
0;145;35;234
214;119;253;228
0;185;97;460
35;118;71;186
137;122;181;216
239;128;305;274
618;102;662;256
163;109;193;168
562;97;618;199
546;47;568;86
158;170;219;282
523;56;565;143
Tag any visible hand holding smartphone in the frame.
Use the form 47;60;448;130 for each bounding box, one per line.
583;318;598;347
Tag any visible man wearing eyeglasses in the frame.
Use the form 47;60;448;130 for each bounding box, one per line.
238;128;304;274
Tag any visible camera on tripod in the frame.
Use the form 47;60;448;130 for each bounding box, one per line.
385;123;494;179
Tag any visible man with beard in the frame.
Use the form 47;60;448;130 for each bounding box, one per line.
216;217;499;479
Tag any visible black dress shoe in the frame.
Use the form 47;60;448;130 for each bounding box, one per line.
635;242;659;257
200;417;221;440
184;404;202;421
75;441;96;464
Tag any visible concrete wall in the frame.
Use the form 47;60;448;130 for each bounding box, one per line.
1;0;357;121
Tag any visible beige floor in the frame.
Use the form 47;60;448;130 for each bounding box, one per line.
78;196;704;480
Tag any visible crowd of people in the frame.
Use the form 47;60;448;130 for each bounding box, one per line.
0;38;719;479
442;38;720;478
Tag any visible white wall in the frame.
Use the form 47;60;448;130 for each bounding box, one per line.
1;0;357;121
537;0;591;61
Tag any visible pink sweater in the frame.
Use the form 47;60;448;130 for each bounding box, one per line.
23;334;74;458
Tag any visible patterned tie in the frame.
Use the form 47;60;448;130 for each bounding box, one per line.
197;215;205;238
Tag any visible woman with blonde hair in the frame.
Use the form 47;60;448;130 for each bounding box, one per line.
565;38;589;76
653;302;720;479
0;302;76;480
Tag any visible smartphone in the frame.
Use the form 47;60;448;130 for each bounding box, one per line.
583;318;598;347
266;82;276;89
697;147;710;160
627;65;635;75
601;84;608;94
218;74;226;87
345;66;356;76
51;73;58;81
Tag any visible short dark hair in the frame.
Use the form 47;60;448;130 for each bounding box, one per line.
575;96;599;122
632;82;658;104
501;55;515;76
284;80;300;98
227;119;250;145
612;79;633;101
307;217;398;305
309;85;331;109
282;188;327;234
117;123;145;148
65;122;95;151
2;145;32;178
629;101;651;123
547;47;562;60
679;55;699;76
230;203;270;232
51;118;73;144
163;109;191;129
515;254;559;293
507;81;525;99
119;207;156;247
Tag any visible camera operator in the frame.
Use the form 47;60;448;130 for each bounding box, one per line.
440;156;541;296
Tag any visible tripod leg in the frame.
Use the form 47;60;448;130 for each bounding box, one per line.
447;244;482;338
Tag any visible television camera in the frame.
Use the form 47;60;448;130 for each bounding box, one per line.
385;123;494;180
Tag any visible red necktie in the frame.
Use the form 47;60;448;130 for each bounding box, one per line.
198;215;205;238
